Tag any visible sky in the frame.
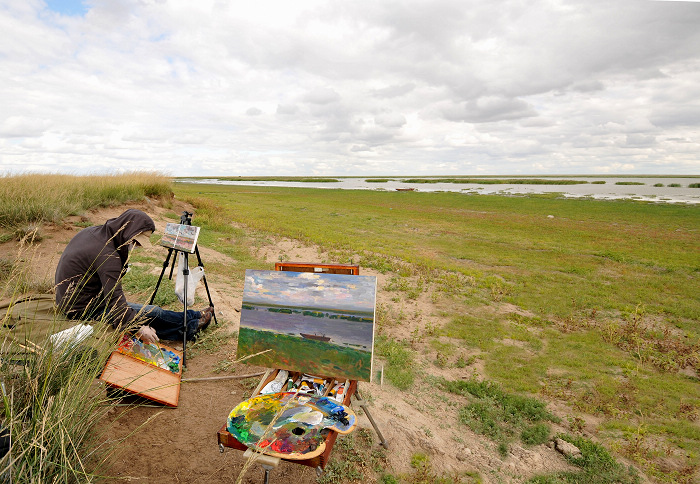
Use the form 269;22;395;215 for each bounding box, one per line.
1;0;699;177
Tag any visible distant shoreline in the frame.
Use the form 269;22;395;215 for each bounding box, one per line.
176;175;700;204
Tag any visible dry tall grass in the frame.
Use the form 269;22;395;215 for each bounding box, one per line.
0;172;172;229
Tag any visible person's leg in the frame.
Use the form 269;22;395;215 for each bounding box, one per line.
127;303;202;341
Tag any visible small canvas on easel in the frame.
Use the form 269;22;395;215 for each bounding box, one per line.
160;223;200;253
99;335;183;406
237;270;377;382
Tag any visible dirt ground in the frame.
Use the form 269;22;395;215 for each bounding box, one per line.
8;198;596;483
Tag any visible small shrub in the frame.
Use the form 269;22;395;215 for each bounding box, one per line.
527;434;640;484
521;423;551;445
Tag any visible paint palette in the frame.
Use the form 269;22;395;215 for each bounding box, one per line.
226;391;357;460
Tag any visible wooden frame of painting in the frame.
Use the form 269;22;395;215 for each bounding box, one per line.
274;262;359;275
236;268;377;382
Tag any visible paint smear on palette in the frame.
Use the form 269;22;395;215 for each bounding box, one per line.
116;335;181;374
227;392;357;460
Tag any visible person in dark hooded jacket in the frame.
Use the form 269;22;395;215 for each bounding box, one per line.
55;209;212;343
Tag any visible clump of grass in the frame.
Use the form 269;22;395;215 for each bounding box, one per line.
615;182;645;186
0;172;171;229
521;423;551;445
318;428;386;483
668;183;681;187
438;378;557;454
375;335;416;390
0;310;127;481
527;434;639;484
689;183;700;188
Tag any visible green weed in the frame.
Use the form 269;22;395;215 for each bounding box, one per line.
439;377;557;454
375;335;416;390
527;434;640;484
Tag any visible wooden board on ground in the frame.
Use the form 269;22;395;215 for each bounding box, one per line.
99;339;182;407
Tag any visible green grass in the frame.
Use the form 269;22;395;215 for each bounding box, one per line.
374;335;416;390
438;377;557;453
528;434;640;484
171;182;700;481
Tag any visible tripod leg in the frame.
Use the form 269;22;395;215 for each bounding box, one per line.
194;245;218;325
354;388;389;449
168;251;178;280
182;252;189;368
149;248;174;305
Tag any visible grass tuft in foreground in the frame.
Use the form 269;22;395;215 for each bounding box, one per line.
0;314;126;482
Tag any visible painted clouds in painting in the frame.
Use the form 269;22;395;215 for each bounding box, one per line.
244;270;376;313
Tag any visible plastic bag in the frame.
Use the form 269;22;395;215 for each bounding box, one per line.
174;256;205;306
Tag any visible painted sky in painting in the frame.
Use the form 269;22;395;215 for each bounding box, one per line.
243;270;376;313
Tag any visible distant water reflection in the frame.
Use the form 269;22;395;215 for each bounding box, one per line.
178;177;700;204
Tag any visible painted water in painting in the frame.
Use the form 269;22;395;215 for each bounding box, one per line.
237;270;377;382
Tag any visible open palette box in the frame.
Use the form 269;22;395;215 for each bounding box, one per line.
217;368;358;469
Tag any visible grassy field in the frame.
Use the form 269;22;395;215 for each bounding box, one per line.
174;182;700;483
1;173;697;482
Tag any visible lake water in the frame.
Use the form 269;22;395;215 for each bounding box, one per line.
179;176;700;204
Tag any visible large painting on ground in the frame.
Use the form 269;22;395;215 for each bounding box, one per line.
237;270;377;382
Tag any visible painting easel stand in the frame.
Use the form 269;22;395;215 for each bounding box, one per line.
149;213;217;367
218;262;388;482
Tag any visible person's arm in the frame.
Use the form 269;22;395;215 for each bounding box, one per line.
95;252;137;328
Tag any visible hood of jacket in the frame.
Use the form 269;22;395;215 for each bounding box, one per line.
100;209;156;262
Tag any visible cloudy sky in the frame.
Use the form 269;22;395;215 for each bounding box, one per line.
1;0;699;176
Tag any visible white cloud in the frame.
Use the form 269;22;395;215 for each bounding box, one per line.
0;0;699;175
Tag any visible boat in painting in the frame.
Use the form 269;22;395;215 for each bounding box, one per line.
300;332;331;342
